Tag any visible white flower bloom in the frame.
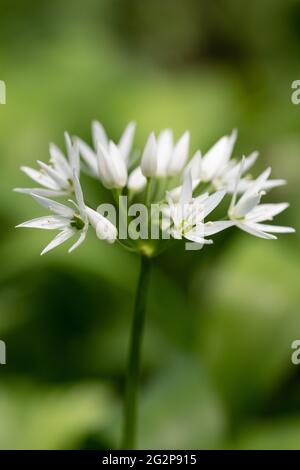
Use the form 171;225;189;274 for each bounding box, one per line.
141;132;157;178
128;166;147;192
228;165;295;239
16;164;117;254
155;129;190;178
166;171;233;244
200;129;237;182
76;121;136;179
16;172;89;255
14;132;79;197
97;141;128;189
171;136;284;201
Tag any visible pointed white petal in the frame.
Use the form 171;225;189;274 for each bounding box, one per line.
225;151;258;182
37;160;69;190
236;222;277;239
14;187;67;197
262;179;286;190
203;220;234;236
234;193;261;218
238;167;271;206
92;120;109;149
156;129;173;177
184;150;202;180
72;172;86;218
246;203;289;222
184;230;213;245
76;137;98;176
64;132;80;175
41;228;75;255
31;194;74;217
16;216;69;230
202;129;237;181
202;190;226;218
21;166;59;190
180;170;193;205
49;143;72;179
68;226;88;253
168;131;190;176
97;141;127;188
249;222;295;234
118;121;136;163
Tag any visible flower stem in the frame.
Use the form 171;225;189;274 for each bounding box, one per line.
122;255;152;449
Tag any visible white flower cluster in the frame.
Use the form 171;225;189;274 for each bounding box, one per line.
15;121;294;255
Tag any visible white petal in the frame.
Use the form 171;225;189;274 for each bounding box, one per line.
246;203;289;222
262;179;286;190
238;167;271;205
184;150;202;180
37;160;69;190
76;138;98;176
249;222;295;234
73;172;86;219
202;190;226;218
225;151;258;183
118;121;136;163
141;132;157;177
68;226;88;253
41;228;75;255
234;193;261;218
16;216;69;230
156;129;173;177
168;131;190;176
97;142;127;189
202;129;237;181
92;120;109;149
64;132;80;175
14;188;67;197
236;222;277;240
31;194;74;218
179;170;193;205
184;230;213;245
21;166;59;190
203;220;234;236
49;143;72;179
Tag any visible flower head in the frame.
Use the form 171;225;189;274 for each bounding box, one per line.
15;121;294;256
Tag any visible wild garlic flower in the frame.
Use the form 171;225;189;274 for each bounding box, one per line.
16;135;118;254
183;130;285;196
76;121;136;189
141;129;190;179
228;165;295;239
166;172;233;245
16;174;89;255
15;121;294;256
15;133;79;197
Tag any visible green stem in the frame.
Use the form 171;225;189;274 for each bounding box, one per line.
122;255;152;449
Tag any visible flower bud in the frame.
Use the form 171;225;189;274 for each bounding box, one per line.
141;132;157;178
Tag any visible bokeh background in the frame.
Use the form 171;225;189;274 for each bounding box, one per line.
0;0;300;450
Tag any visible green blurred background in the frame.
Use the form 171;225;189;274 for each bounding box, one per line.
0;0;300;450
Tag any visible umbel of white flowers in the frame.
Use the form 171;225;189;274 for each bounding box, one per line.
14;121;295;255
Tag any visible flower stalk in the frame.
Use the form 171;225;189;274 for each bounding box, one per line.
122;255;152;450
